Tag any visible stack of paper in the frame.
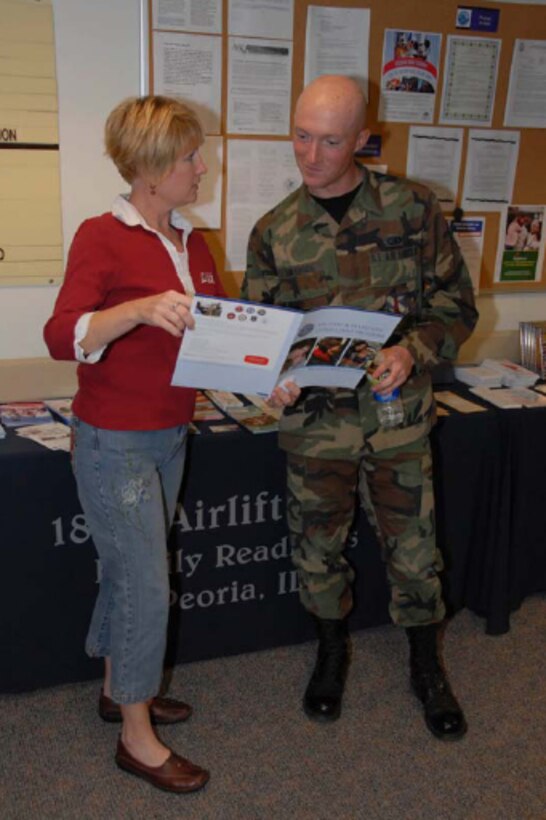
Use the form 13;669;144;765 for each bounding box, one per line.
455;359;539;388
481;358;539;388
192;392;225;422
15;422;71;451
470;386;546;409
44;398;74;425
204;390;245;411
225;404;279;434
454;364;504;387
246;395;283;421
0;401;53;427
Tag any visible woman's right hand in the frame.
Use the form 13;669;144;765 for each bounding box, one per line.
135;290;195;338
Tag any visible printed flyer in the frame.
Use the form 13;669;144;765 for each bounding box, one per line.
171;297;401;396
379;29;442;123
495;205;545;283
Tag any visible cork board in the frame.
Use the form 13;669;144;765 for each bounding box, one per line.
148;0;546;294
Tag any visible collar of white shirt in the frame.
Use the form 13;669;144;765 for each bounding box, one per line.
112;194;194;239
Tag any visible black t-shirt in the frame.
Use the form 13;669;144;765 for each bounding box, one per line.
311;183;362;223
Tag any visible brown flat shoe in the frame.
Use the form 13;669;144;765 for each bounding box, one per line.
99;690;192;724
115;737;209;793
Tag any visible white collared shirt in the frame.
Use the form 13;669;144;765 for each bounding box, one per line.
74;195;195;363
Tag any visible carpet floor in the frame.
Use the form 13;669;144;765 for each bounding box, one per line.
1;595;545;820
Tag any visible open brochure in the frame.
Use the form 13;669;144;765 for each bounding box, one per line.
171;296;402;397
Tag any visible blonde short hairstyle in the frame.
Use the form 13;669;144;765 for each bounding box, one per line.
104;95;203;184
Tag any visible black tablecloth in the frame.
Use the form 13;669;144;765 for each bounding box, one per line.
1;392;545;692
433;404;546;633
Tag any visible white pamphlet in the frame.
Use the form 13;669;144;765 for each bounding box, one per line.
462;130;519;212
304;5;370;97
504;40;546;129
407;126;463;211
152;31;222;134
171;297;401;396
227;37;292;135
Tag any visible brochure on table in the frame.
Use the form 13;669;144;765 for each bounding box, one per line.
171;296;402;396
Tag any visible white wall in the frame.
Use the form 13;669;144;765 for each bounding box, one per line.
0;0;141;360
1;0;545;363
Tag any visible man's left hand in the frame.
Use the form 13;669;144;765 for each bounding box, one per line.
371;346;414;395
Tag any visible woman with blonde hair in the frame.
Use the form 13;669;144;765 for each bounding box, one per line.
45;96;225;793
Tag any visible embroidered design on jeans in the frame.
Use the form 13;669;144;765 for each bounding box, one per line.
119;477;151;509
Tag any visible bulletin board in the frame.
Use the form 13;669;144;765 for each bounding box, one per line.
148;0;546;295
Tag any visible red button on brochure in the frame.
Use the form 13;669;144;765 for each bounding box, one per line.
244;355;269;365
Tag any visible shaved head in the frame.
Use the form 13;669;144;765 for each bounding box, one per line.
295;75;367;136
293;75;369;198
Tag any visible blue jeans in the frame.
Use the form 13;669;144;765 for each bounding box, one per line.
72;418;188;704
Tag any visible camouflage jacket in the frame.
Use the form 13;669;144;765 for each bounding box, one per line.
241;168;478;458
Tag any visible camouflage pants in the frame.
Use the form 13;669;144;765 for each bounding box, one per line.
286;436;445;627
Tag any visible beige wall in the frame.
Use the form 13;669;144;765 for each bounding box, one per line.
0;0;141;362
0;358;77;403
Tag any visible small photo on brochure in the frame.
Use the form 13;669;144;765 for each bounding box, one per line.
281;337;316;374
195;299;223;317
338;339;379;370
307;337;349;367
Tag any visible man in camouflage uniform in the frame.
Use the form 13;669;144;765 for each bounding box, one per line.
242;75;478;739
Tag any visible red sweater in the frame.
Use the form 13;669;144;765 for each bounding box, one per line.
44;213;225;430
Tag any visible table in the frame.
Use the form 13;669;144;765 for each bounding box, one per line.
2;393;545;693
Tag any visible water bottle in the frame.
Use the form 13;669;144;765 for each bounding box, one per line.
374;387;404;429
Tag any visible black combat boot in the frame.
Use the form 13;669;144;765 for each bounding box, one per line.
303;617;350;722
406;623;467;741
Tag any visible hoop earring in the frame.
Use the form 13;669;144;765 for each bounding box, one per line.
149;183;157;196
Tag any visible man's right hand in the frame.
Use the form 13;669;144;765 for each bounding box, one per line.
267;380;301;408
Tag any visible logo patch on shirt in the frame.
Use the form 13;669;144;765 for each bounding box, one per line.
200;272;215;284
